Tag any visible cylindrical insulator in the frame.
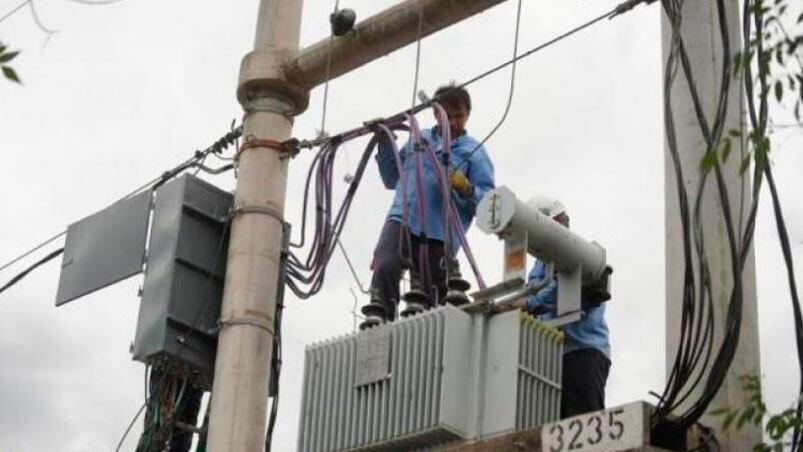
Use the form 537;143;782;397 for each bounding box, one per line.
476;186;607;283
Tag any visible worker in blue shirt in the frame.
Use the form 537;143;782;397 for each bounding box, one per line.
524;196;611;419
360;85;495;328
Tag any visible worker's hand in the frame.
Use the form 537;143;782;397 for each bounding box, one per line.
449;169;473;198
525;299;549;317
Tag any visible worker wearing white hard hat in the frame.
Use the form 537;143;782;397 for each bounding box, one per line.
527;195;569;226
525;196;611;419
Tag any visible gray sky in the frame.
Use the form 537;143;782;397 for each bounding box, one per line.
0;0;801;451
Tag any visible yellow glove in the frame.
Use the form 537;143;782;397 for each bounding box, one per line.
449;169;473;198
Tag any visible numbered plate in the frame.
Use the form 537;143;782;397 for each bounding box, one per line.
541;402;650;452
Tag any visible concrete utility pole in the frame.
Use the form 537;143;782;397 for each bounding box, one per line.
208;0;510;450
205;0;306;450
662;1;761;450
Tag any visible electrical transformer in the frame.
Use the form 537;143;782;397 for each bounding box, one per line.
297;305;563;451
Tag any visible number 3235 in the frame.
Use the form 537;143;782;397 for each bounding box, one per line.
546;408;625;452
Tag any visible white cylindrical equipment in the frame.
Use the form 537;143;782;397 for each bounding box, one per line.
476;186;607;284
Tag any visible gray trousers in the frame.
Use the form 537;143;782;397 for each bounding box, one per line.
370;221;450;320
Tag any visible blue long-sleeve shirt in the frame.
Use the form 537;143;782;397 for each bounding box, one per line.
525;260;611;358
375;128;495;248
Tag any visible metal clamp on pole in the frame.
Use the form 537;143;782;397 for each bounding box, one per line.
218;316;275;336
237;135;299;160
230;203;284;225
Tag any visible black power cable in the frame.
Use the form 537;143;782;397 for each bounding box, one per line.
0;248;63;296
458;0;524;171
0;125;241;279
292;0;658;154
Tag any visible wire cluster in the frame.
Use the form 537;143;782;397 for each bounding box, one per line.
135;366;204;452
654;1;803;448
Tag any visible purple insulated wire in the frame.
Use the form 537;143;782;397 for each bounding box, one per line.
431;103;456;297
406;114;434;296
287;135;380;298
418;107;487;290
431;103;453;274
377;124;415;269
417;104;453;300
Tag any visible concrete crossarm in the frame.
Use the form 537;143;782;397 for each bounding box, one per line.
286;0;509;90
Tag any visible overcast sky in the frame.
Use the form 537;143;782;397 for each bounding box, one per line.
0;0;801;451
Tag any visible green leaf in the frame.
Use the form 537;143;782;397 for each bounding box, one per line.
774;80;783;101
700;151;718;171
0;50;19;64
728;128;742;138
723;410;738;430
721;137;733;162
740;154;752;174
2;65;20;83
709;407;731;416
766;414;788;440
737;405;756;429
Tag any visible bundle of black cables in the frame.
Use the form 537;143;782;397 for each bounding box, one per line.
654;1;803;449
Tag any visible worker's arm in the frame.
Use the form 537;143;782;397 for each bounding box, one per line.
525;261;558;314
375;133;404;189
451;142;495;205
466;144;495;205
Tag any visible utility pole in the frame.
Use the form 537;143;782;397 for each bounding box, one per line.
205;0;306;450
207;0;510;450
662;1;761;449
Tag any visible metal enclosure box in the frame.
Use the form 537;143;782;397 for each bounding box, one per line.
296;306;562;452
131;175;232;381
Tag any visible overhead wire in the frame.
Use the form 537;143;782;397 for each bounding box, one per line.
337;237;370;294
410;0;425;109
318;0;341;138
292;0;657;153
0;0;31;25
0;125;241;282
115;401;148;452
0;231;65;274
65;0;124;5
27;0;57;47
459;0;524;170
0;247;63;296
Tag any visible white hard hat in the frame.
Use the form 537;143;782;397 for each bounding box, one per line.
527;195;566;219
